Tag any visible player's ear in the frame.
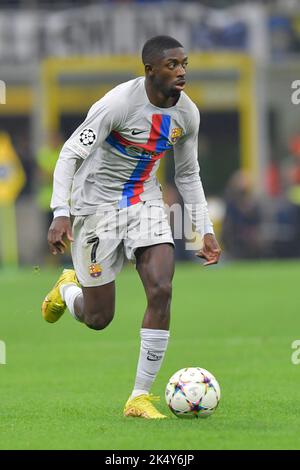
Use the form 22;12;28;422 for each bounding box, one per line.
145;64;154;76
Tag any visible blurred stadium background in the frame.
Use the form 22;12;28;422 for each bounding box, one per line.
2;0;300;451
1;0;300;266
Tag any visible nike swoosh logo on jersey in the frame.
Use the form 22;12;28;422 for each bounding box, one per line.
131;129;146;135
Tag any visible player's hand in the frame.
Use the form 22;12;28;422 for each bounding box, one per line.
196;233;221;266
48;216;74;255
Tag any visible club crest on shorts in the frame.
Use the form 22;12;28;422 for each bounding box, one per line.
170;127;183;144
79;128;96;146
89;263;102;278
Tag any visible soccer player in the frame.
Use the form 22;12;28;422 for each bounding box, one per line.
42;35;221;419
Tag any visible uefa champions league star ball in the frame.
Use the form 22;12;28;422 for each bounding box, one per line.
165;367;221;418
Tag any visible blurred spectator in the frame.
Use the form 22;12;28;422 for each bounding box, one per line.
265;161;281;198
286;135;300;186
280;134;300;201
221;170;262;259
271;134;300;258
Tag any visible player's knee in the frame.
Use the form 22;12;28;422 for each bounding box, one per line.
148;281;172;308
84;310;114;331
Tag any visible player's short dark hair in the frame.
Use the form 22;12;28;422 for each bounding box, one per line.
142;35;183;65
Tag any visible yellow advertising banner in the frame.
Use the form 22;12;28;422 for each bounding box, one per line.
0;131;26;266
0;132;26;204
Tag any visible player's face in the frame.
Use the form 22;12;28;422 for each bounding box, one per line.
153;48;188;98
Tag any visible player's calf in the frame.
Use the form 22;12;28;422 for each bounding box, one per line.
143;282;172;329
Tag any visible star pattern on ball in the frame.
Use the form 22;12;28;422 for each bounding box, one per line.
79;128;96;146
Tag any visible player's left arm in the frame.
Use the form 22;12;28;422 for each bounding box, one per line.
173;106;221;266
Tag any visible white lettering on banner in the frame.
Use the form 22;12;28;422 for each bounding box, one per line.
0;5;254;64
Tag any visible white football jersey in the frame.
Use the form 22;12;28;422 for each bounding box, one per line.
51;77;213;236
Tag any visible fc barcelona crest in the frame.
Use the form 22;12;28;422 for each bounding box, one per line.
171;127;183;144
89;263;102;278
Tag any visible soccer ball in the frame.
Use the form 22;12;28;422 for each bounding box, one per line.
165;367;221;419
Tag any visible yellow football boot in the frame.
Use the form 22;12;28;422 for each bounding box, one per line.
123;394;167;419
41;269;80;323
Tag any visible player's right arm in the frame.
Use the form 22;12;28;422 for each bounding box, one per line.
48;215;74;255
48;96;125;255
48;143;80;255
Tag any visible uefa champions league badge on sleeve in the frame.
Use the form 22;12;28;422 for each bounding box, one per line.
89;263;102;278
79;128;97;146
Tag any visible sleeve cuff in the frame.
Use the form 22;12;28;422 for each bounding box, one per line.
53;207;70;218
204;224;214;236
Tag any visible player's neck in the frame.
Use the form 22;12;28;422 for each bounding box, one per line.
145;81;178;108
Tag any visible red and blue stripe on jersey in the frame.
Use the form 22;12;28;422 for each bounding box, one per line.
106;114;172;207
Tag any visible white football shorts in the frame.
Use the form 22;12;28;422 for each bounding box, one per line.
71;199;174;287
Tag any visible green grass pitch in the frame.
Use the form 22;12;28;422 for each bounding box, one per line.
1;260;300;450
